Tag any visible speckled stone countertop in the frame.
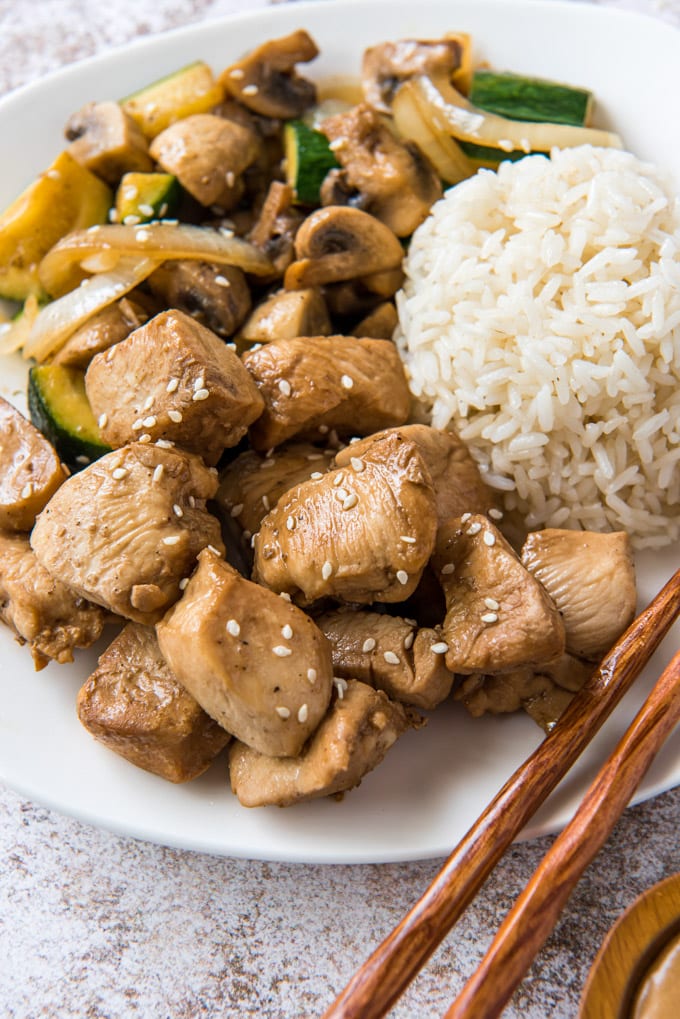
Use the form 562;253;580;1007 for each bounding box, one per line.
1;2;680;1017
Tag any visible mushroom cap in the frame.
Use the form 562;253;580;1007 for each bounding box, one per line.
220;30;319;119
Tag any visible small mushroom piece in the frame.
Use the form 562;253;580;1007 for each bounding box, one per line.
147;262;251;338
65;101;153;184
236;288;331;348
0;397;68;532
351;301;398;339
149;114;260;208
283;206;404;290
521;529;637;661
53;295;153;369
77;622;231;783
320;103;442;237
362;38;468;114
229;679;415;807
247;182;304;280
220;30;319;119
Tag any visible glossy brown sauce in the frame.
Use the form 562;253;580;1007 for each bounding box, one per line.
631;930;680;1018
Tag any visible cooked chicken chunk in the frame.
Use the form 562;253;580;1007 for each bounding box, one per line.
335;424;500;526
362;37;468;113
253;431;437;604
30;443;223;624
433;514;565;675
85;309;264;465
0;530;106;670
219;30;319;120
53;295;152;369
147;262;251;338
243;335;411;450
216;442;335;536
320;103;442;237
236;288;331;348
77;622;230;782
157;549;333;757
65;101;152;184
229;679;413;807
0;397;67;532
317;608;453;710
150;114;261;208
521;529;637;661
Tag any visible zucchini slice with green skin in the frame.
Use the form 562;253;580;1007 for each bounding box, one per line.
115;172;181;224
284;120;340;205
470;70;592;127
28;364;111;471
120;61;224;140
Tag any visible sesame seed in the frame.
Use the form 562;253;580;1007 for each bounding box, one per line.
306;452;324;460
142;398;152;412
259;458;275;469
162;535;180;546
262;495;270;510
297;704;309;723
461;512;472;522
155;438;175;448
112;468;128;480
321;561;333;581
142;415;157;428
468;522;482;535
193;388;209;402
340;374;354;389
242;84;259;95
349;436;361;444
138;434;152;443
350;456;364;472
336;488;349;500
214;275;230;287
481;612;499;624
441;563;455;575
307;668;317;684
173;504;184;518
342;493;358;510
498;138;514;152
132;419;144;431
362;638;376;653
179;577;189;590
310;472;324;480
489;508;504;520
167;409;183;423
334;677;348;699
275;706;291;719
286;516;295;531
75;455;90;465
21;482;33;499
396;570;409;585
484;597;500;610
404;632;415;650
280;592;292;602
225;171;236;187
483;531;496;547
108;208;119;223
188;496;195;508
384;651;400;665
166;378;179;393
278;379;292;397
123;186;139;200
226;619;241;637
207;545;221;556
194;376;205;391
281;624;293;640
159;203;168;217
431;641;449;654
98;413;108;428
400;535;416;544
138;204;154;217
122;214;141;226
273;645;292;657
229;68;245;79
135;229;150;242
318;425;329;434
243;530;251;541
230;503;243;517
333;473;345;487
153;465;164;483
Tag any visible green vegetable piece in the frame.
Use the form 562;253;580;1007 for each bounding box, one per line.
284;120;340;205
115;171;181;224
469;70;592;127
459;140;545;167
28;364;111;472
120;60;224;139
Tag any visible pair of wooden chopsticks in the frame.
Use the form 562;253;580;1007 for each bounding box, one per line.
323;567;680;1019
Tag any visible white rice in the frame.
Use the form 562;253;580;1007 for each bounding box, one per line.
395;145;680;549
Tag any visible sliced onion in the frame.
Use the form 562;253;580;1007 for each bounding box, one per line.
39;223;276;297
22;256;159;363
0;295;40;356
392;79;474;185
412;74;623;153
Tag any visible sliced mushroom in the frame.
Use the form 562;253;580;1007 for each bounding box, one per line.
283;206;404;290
220;30;319;119
247;181;304;280
236;288;331;348
351;301;398;339
147;261;251;337
149;113;261;208
65;101;153;184
53;295;154;368
320;103;442;237
362;38;467;114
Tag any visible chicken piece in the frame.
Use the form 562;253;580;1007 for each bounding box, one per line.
455;662;581;733
0;530;106;670
362;38;468;113
433;514;565;675
147;263;251;338
220;30;319;119
0;397;67;532
247;181;304;281
320;103;442;237
335;424;500;526
149;114;261;208
236;288;331;349
30;443;223;624
317;608;453;710
156;549;332;758
52;295;152;369
243;335;410;450
521;529;637;661
253;431;437;604
216;442;335;537
229;679;414;807
77;622;230;783
85;309;264;465
65;101;152;184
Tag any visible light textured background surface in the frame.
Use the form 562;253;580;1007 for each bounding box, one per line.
1;1;679;1017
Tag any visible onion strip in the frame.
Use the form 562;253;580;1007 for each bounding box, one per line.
392;80;474;185
0;295;40;356
39;223;276;297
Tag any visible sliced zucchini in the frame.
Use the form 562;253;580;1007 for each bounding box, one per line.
470;70;592;126
114;171;181;224
459;140;542;168
284;120;339;205
0;151;112;302
28;364;111;471
121;61;224;139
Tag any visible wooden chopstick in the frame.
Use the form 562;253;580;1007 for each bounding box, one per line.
444;645;680;1019
322;567;680;1019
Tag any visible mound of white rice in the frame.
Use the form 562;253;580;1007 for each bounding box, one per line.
396;145;680;549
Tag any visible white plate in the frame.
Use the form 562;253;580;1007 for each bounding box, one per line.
0;0;679;864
